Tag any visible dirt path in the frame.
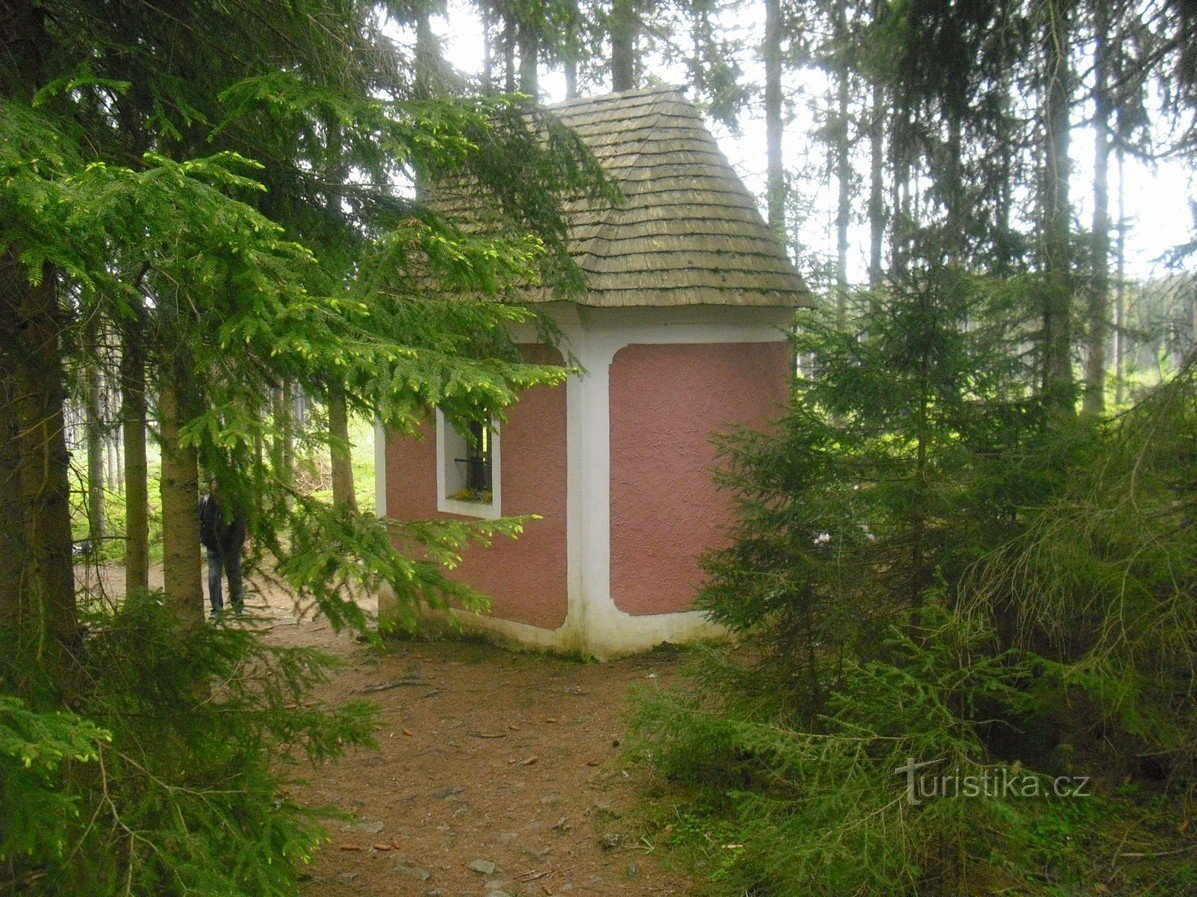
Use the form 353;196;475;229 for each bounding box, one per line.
78;566;696;897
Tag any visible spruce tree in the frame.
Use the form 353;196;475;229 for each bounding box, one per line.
1;1;614;891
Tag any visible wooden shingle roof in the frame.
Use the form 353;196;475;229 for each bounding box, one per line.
543;85;811;308
433;85;812;308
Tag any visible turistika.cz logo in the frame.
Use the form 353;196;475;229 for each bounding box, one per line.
894;757;1092;806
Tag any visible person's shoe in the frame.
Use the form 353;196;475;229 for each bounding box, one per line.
209;608;223;620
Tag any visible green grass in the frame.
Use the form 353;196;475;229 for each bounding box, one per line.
69;450;164;564
302;414;377;514
70;415;378;565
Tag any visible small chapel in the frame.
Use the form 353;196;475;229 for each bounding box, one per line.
375;85;811;658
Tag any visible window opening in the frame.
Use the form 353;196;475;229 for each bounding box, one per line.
436;409;500;519
458;420;493;496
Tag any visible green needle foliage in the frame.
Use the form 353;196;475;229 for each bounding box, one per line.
0;697;109;869
1;593;376;896
969;354;1197;772
631;264;1050;894
3;3;617;894
634;606;1036;896
632;263;1195;895
694;264;1041;722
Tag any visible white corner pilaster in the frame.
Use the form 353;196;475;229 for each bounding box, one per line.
373;416;387;519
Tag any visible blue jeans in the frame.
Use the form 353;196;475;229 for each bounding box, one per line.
206;547;243;614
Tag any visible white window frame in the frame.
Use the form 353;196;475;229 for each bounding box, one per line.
435;408;501;519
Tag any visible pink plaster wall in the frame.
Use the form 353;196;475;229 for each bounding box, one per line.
609;341;790;616
385;345;568;630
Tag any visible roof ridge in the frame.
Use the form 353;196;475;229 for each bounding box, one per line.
547;84;684;111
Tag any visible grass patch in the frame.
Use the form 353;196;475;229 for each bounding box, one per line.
68;415;378;565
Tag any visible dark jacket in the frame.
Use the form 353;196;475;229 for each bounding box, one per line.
198;493;245;554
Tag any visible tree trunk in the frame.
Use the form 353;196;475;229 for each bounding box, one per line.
415;8;438;100
482;5;494;89
121;305;150;594
995;72;1016;275
85;320;106;549
504;10;517;92
611;0;637;91
159;366;202;626
0;364;24;626
272;384;295;480
271;388;283;469
105;363;121;491
1114;143;1126;406
1040;0;1075;413
564;55;578;99
107;430;120;493
1;0;85;688
328;386;358;513
944;112;964;258
764;0;786;245
868;79;885;289
890;127;910;279
1084;0;1112;415
0;19;75;672
0;254;77;681
888;79;918;283
282;381;295;478
833;0;851;320
518;20;539;96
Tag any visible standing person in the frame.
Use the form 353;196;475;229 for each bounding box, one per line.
198;476;247;617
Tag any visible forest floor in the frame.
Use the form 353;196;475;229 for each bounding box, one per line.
79;565;699;897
